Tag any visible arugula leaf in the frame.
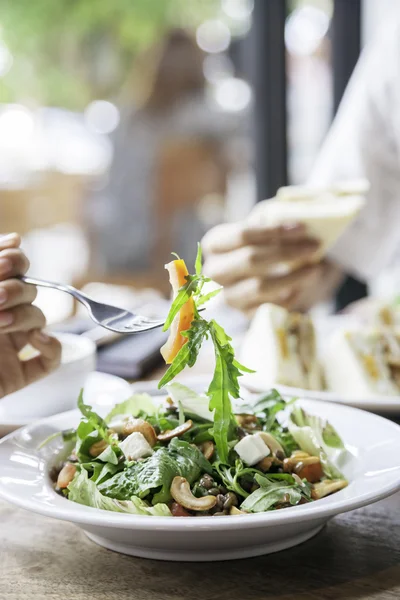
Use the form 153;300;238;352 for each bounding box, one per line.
162;275;200;331
77;390;109;440
67;468;171;516
240;479;302;513
37;428;76;450
214;461;252;498
207;320;251;462
104;394;156;424
158;319;209;387
196;287;222;307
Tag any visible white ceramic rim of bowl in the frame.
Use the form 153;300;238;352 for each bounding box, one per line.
1;398;400;531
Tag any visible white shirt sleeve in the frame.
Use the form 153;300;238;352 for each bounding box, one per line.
308;19;400;282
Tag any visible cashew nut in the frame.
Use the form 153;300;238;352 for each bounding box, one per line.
199;441;214;461
311;479;348;500
89;439;109;457
230;506;248;515
256;456;274;472
257;432;284;456
122;418;157;447
56;463;77;489
157;420;193;442
235;414;258;428
170;476;216;511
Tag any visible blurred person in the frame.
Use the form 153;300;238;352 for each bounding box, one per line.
88;29;245;278
0;233;61;399
203;15;400;316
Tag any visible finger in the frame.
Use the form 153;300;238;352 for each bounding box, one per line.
0;233;21;251
0;278;37;310
224;266;319;311
0;305;46;333
21;330;62;386
203;242;319;285
202;222;310;254
0;247;30;281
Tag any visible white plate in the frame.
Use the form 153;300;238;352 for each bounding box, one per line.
1;394;400;561
0;372;133;437
242;314;400;415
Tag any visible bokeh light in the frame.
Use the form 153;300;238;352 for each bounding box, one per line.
214;77;252;112
84;100;120;134
221;0;254;21
285;6;330;57
196;20;231;54
0;105;35;141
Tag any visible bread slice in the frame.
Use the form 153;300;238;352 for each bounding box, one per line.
248;181;367;260
240;303;323;391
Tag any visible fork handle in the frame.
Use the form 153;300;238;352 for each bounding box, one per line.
20;275;89;306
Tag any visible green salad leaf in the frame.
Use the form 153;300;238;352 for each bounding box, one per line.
158;319;210;387
288;406;347;479
82;462;122;485
166;383;213;422
158;248;254;463
238;390;298;456
68;468;171;516
241;476;303;513
99;437;213;504
77;390;109;441
104;394;156;424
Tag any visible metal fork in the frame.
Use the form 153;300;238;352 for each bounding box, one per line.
21;275;169;334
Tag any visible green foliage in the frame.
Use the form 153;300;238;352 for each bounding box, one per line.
0;0;220;108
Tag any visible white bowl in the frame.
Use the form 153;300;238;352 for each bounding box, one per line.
1;396;400;561
0;333;96;424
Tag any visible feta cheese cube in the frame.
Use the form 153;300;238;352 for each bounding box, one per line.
119;432;153;461
234;434;270;466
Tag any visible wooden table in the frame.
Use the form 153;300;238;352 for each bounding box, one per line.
1;492;400;600
1;373;400;599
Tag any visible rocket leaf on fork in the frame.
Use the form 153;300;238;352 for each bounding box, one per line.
159;245;253;463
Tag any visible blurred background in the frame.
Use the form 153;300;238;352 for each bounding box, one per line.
0;0;395;324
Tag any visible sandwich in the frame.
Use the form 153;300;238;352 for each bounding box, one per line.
323;328;400;397
247;180;368;262
240;303;324;391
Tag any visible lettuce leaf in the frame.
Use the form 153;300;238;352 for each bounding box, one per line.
288;406;347;479
68;468;171;516
104;394;157;424
166;383;213;422
98;437;213;504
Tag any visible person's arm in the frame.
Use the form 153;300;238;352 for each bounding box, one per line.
0;233;61;399
202;18;400;315
309;18;400;282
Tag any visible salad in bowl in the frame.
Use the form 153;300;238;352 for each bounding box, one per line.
48;246;348;517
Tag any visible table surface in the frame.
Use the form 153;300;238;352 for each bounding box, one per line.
2;371;400;599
